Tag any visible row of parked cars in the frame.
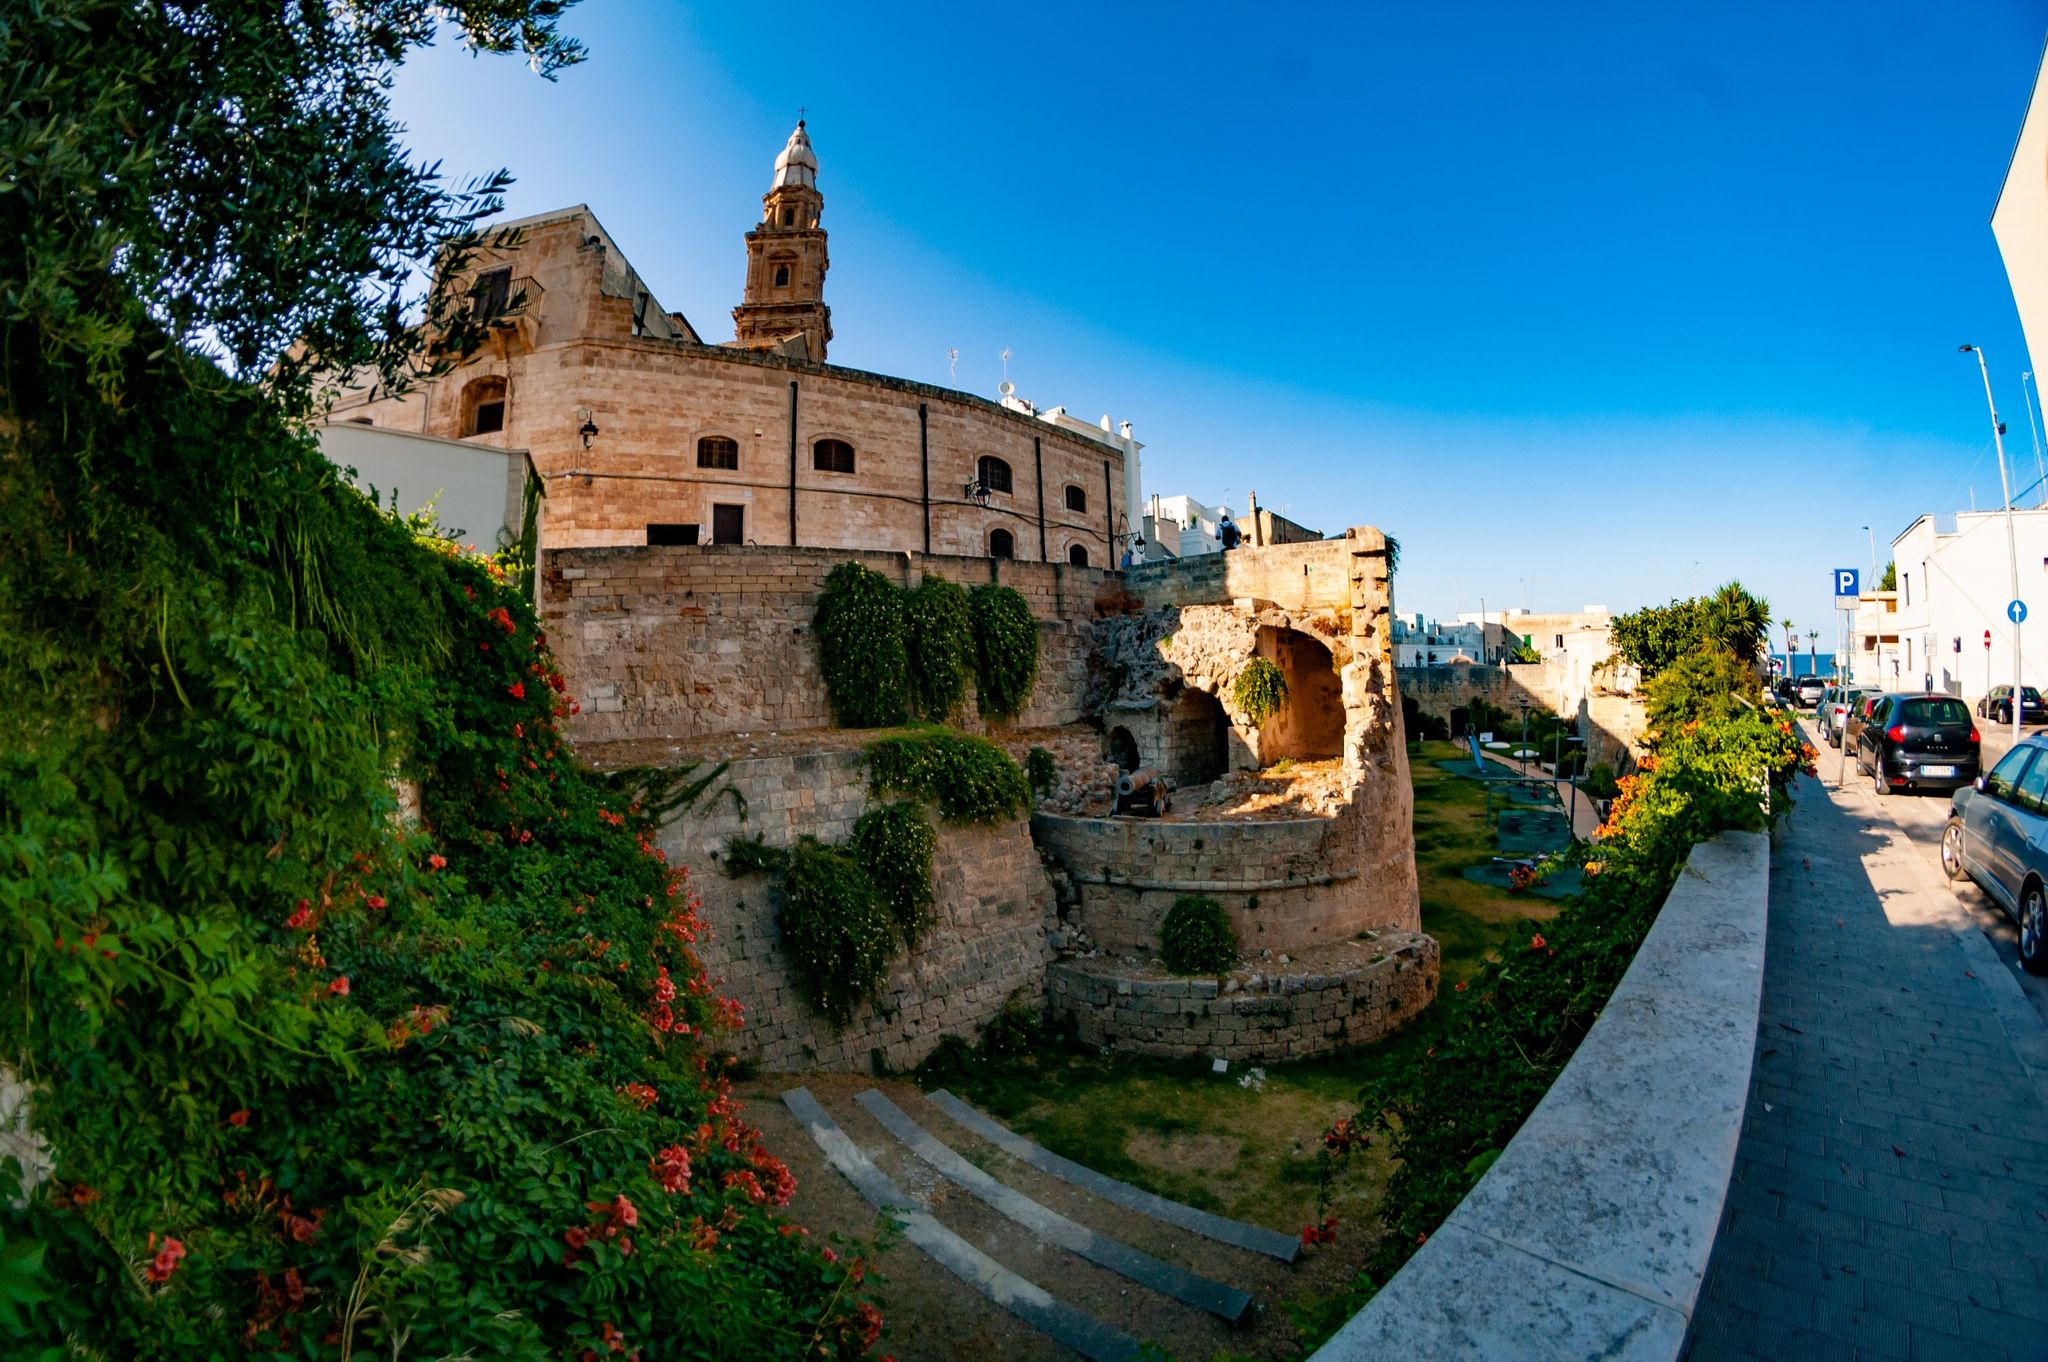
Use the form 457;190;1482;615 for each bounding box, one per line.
1792;684;2044;972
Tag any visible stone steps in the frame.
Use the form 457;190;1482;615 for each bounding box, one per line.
785;1084;1288;1359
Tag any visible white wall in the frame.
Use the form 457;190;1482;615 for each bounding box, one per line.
318;423;534;553
1887;508;2048;700
1995;44;2048;385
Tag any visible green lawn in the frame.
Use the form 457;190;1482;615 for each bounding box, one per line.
922;740;1558;1235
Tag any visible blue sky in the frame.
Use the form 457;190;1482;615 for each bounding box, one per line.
388;1;2048;638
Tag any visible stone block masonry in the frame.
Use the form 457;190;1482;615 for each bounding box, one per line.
544;543;1115;745
658;748;1054;1073
1047;934;1439;1061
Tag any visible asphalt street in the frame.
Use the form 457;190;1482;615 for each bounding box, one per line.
1809;712;2048;1027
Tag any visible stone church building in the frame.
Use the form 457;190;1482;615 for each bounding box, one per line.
326;123;1142;563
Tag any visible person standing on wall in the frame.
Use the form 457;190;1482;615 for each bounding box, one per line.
1218;513;1241;550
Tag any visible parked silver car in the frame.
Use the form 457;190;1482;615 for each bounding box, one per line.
1941;735;2048;973
1818;686;1867;747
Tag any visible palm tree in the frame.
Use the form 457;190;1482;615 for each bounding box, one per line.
1781;617;1795;677
1707;583;1772;665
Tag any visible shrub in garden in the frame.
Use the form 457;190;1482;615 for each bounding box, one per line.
814;562;910;728
778;838;899;1025
1232;657;1289;726
852;801;939;944
967;583;1039;721
903;574;973;721
1159;895;1239;974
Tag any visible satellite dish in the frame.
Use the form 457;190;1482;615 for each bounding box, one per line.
998;381;1015;396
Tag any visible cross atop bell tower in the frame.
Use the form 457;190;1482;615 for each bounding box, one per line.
733;120;832;362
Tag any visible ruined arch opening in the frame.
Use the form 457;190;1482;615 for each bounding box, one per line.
1164;687;1229;786
1256;626;1344;762
1106;726;1139;772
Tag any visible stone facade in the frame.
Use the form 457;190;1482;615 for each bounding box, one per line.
1398;662;1648;772
1047;933;1438;1061
324;194;1130;560
542;544;1114;743
655;749;1053;1073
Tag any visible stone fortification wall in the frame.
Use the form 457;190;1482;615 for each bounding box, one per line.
544;544;1114;744
1047;934;1438;1061
1032;812;1390;956
1126;539;1353;613
1399;662;1647;771
656;749;1053;1072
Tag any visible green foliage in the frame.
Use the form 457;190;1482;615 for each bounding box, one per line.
1232;657;1290;726
1323;699;1807;1320
1507;638;1542;664
814;562;910;728
968;584;1040;721
723;834;791;878
1643;646;1762;734
903;574;973;721
779;840;898;1026
0;3;877;1352
867;731;1031;825
851;802;938;945
1608;582;1772;678
1580;761;1621;801
1159;895;1239;975
1878;560;1896;592
1026;747;1060;800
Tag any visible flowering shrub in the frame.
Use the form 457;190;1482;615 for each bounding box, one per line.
0;371;879;1358
866;730;1030;825
814;562;911;728
903;574;974;722
966;583;1039;722
1303;695;1802;1339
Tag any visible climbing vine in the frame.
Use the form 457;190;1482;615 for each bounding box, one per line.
967;583;1039;722
777;839;898;1025
813;562;909;728
851;802;939;945
1233;657;1290;726
867;731;1031;825
903;574;973;721
1025;747;1059;801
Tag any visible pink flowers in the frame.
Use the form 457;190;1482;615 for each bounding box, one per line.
144;1234;187;1284
327;976;350;997
651;1145;692;1194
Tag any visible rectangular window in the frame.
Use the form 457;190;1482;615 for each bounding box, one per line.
472;401;505;435
712;504;745;545
471;267;511;318
646;523;699;546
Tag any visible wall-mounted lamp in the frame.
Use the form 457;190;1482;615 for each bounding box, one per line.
963;478;991;508
576;405;600;450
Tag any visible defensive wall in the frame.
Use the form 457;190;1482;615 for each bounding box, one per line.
1399;661;1648;771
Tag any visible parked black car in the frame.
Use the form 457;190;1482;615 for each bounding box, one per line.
1940;736;2048;973
1856;693;1981;796
1976;684;2048;725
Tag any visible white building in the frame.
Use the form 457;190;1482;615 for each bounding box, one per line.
997;386;1144;557
1882;509;2048;700
1996;38;2048;400
1395;611;1511;666
1139;493;1237;560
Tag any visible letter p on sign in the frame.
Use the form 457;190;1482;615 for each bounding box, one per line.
1834;568;1859;600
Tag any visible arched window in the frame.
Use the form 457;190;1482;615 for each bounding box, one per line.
462;376;507;436
697;436;740;470
773;263;790;287
1067;543;1090;567
813;438;855;474
988;528;1015;560
1065;485;1087;513
976;456;1013;495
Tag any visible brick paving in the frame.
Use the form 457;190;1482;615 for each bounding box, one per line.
1683;771;2048;1362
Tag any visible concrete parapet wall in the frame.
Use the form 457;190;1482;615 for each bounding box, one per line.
1032;811;1413;956
543;543;1113;744
1047;933;1438;1061
657;748;1054;1073
1310;831;1770;1362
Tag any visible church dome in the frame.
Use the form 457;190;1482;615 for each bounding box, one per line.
772;121;817;190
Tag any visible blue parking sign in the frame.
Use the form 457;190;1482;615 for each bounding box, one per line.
1834;568;1859;599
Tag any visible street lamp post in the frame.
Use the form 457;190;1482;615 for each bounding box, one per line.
1961;344;2023;747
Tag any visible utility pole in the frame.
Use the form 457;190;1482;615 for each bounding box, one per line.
1962;344;2023;747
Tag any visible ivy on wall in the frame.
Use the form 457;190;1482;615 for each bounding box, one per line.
852;801;938;945
813;562;909;728
903;575;973;722
777;838;897;1025
1233;657;1290;726
868;730;1030;825
968;583;1039;722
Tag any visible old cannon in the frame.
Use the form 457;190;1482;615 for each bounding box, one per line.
1114;767;1170;818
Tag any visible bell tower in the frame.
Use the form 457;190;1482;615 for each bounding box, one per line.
733;121;832;362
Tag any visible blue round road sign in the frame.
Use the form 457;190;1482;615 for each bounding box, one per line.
2010;599;2029;624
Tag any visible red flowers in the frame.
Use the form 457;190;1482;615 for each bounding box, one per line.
227;1108;250;1128
651;1145;692;1195
327;976;350;997
1299;1216;1339;1247
617;1082;657;1111
854;1303;884;1347
487;606;516;635
427;853;446;871
284;902;312;930
1454;980;1468;992
1528;934;1547;951
144;1234;187;1284
507;682;526;700
365;894;386;911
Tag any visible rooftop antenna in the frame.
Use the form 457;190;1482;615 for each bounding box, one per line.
1000;348;1012;385
948;348;958;383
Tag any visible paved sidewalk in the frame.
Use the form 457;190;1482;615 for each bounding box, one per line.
1683;767;2048;1362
